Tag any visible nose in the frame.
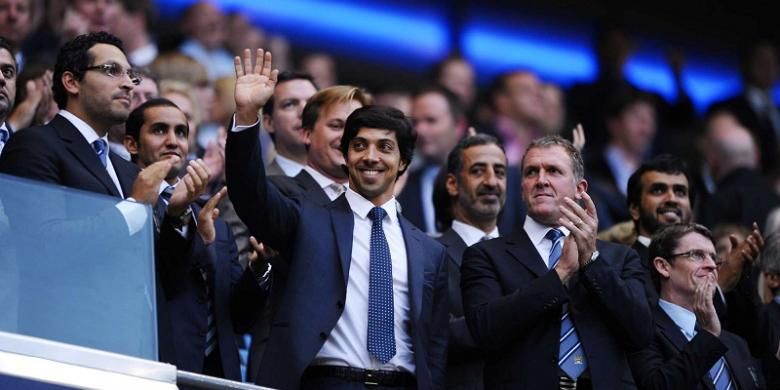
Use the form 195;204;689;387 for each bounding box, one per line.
484;168;498;187
364;144;379;162
164;130;179;146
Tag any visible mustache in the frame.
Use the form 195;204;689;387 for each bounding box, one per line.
477;186;501;196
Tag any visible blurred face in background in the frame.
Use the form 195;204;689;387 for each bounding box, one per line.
412;91;460;164
438;58;475;108
72;0;119;33
0;0;33;46
609;100;656;157
497;72;546;127
184;1;226;51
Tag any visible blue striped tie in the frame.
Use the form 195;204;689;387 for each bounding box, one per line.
367;207;396;363
92;139;108;167
546;228;588;379
201;267;217;357
709;356;735;390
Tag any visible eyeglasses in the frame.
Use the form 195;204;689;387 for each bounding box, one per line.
84;63;142;86
669;249;722;266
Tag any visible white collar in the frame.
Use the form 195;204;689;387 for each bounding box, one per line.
304;165;344;190
451;220;499;247
276;154;306;176
637;235;652;248
58;110;106;146
345;187;398;224
658;299;697;340
523;215;570;246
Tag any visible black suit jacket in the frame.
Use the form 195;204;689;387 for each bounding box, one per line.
269;169;331;206
155;209;267;381
0;114;137;197
759;301;780;389
438;228;483;390
628;305;764;389
226;122;449;390
461;226;652;389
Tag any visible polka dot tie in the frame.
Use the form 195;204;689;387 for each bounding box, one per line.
546;228;588;380
367;206;396;363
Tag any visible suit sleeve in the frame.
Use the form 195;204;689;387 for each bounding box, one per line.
580;245;653;350
225;120;301;255
0;126;61;184
228;223;270;334
429;247;449;389
461;244;568;352
628;330;726;389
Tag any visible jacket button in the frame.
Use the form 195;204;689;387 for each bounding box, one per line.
320;332;327;340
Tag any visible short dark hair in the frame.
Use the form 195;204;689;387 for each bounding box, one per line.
125;98;184;142
446;133;504;176
0;36;16;68
626;154;694;210
412;84;465;123
262;70;317;117
605;87;656;120
340;105;416;178
648;223;714;291
53;32;125;109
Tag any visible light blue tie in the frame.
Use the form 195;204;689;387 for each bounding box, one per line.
0;127;8;154
367;207;396;363
92;139;108;167
546;228;588;380
709;356;735;390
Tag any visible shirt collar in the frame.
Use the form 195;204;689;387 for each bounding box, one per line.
637;235;652;248
275;154;305;176
451;220;499;247
345;187;398;224
304;165;342;190
658;299;697;340
523;215;570;246
158;178;181;195
58;110;105;146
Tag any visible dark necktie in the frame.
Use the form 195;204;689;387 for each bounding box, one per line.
92;139;108;167
201;267;217;357
546;228;588;379
0;127;8;144
367;206;396;363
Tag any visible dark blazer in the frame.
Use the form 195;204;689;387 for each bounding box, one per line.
269;169;331;206
698;167;780;232
438;228;483;390
628;305;764;389
461;226;652;389
633;240;660;305
759;301;780;389
156;209;267;381
0;114;137;197
584;153;631;231
398;164;526;235
226;123;449;390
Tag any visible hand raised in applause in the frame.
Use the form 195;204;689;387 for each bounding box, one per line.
130;157;178;204
719;222;763;291
168;159;210;217
197;187;227;245
234;48;279;126
558;192;598;267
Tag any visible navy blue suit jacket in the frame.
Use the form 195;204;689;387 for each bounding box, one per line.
628;305;764;389
461;225;652;389
226;123;449;390
156;208;267;381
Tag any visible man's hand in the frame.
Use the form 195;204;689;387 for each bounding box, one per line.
555;234;580;284
693;273;721;337
572;123;586;152
558;192;598;267
719;222;763;291
248;235;278;269
168;159;210;217
8;71;55;130
234;48;279;126
130;158;178;204
202;126;226;184
197;187;227;245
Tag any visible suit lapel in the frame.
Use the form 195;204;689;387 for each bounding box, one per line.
439;228;467;268
401;216;424;322
504;229;548;277
110;152;138;198
654;306;690;352
330;196;354;285
54;115;121;197
295;169;332;206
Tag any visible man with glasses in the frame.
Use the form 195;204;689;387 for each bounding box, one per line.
628;223;764;389
0;31;173;205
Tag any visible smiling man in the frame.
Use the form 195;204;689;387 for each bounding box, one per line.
226;49;448;389
461;135;651;389
628;223;764;389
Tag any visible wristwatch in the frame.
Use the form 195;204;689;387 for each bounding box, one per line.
584;250;600;267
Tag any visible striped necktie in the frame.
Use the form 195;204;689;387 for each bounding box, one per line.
709;356;735;390
201;267;217;357
546;228;589;379
92;139;108;167
367;206;396;363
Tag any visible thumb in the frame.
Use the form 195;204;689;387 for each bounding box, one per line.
212;208;220;219
728;234;739;250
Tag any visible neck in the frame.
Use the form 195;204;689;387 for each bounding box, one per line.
453;209;497;234
276;144;308;165
67;105;111;137
660;289;693;312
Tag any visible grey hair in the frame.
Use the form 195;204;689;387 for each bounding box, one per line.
522;135;585;181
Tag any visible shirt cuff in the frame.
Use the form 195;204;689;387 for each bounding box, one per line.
231;113;260;133
115;199;149;235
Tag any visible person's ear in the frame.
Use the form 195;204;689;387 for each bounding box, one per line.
124;135;139;156
653;257;672;279
446;174;459;197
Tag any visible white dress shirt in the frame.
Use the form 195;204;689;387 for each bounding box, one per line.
313;188;415;374
304;165;346;201
523;216;570;268
274;154;305;177
658;299;697;341
451;220;499;247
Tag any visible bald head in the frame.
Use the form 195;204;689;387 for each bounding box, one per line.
706;112;758;180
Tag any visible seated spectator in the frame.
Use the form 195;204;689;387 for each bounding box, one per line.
629;223;764;389
178;0;234;81
759;233;780;389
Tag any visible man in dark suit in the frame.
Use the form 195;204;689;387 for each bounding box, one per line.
123;97;270;381
626;154;694;302
628;223;764;389
0;36;16;156
436;133;507;389
461;135;652;389
758;232;780;389
226;49;448;390
263;70;318;177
